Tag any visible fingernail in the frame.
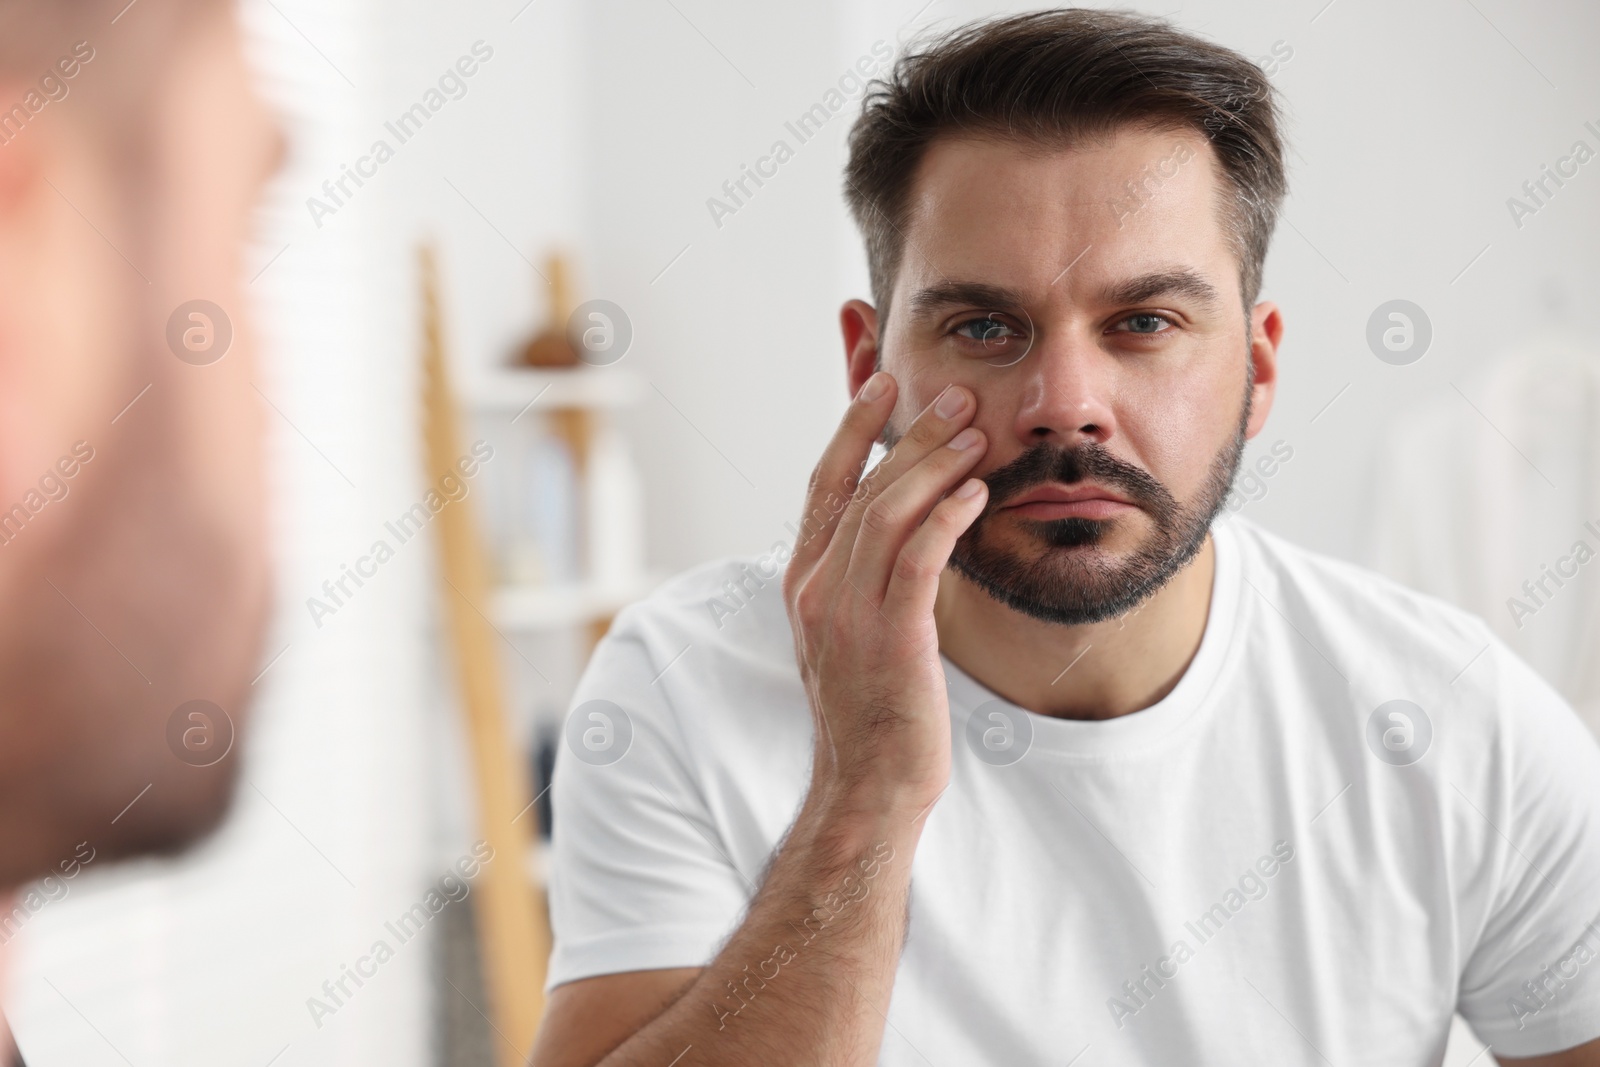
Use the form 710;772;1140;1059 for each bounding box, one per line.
946;427;982;450
954;477;985;499
858;372;888;402
934;386;968;419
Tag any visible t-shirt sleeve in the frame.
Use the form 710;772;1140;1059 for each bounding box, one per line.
1456;633;1600;1056
544;605;752;992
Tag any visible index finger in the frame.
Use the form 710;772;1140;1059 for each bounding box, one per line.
787;370;898;574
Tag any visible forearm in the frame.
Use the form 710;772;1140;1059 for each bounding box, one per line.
596;795;920;1067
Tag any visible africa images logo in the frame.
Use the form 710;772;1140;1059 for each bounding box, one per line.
1364;699;1433;767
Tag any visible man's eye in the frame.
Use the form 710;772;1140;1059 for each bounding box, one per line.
1115;313;1174;335
953;316;1023;343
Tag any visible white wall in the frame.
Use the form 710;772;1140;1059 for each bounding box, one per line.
575;0;859;567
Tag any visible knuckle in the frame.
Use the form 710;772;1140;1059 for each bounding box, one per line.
792;583;826;627
893;550;932;584
859;499;899;538
934;493;971;526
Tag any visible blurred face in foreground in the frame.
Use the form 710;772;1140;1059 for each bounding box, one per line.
0;0;285;885
843;125;1281;626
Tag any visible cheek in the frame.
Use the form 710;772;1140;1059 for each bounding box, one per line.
1122;362;1242;487
885;354;1020;439
884;360;937;441
30;155;136;449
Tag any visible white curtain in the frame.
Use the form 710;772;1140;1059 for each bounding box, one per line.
1367;331;1600;737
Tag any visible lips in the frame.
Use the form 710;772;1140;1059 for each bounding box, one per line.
994;483;1138;522
1000;483;1135;509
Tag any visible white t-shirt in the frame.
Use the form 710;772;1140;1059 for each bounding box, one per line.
546;512;1600;1063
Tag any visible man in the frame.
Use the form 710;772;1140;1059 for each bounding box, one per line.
534;10;1600;1066
0;0;283;1059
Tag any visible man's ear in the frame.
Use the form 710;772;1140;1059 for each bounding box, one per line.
840;298;880;401
1245;300;1283;441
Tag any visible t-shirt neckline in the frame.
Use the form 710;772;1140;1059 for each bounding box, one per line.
940;513;1243;759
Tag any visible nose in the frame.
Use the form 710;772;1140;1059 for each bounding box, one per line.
1009;329;1117;449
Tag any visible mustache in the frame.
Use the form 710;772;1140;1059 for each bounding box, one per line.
978;442;1175;521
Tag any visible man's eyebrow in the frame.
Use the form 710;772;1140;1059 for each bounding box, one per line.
1099;268;1221;310
906;281;1028;320
905;269;1222;320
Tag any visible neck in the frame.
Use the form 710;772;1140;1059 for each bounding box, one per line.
933;531;1216;720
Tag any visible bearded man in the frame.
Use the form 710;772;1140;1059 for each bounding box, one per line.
532;10;1600;1066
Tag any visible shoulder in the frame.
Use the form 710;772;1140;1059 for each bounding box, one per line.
1225;512;1496;678
574;550;807;760
601;550;795;672
1224;514;1599;768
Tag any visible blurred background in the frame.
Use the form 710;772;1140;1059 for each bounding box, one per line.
3;0;1599;1063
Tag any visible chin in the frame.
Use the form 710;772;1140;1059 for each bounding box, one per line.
948;507;1208;628
1009;511;1137;551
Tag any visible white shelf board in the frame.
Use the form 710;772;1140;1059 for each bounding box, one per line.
465;367;646;412
491;572;664;630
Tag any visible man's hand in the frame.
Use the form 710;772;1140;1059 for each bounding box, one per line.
783;372;989;823
531;372;988;1067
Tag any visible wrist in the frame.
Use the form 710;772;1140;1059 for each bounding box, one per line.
794;782;929;874
808;765;945;825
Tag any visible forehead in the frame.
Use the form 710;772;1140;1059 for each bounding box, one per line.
894;125;1239;314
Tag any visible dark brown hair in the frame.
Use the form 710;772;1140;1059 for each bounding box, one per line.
844;8;1287;326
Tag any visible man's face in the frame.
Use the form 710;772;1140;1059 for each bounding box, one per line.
0;3;286;881
869;126;1277;625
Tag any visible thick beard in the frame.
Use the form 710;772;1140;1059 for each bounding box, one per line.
931;367;1253;627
